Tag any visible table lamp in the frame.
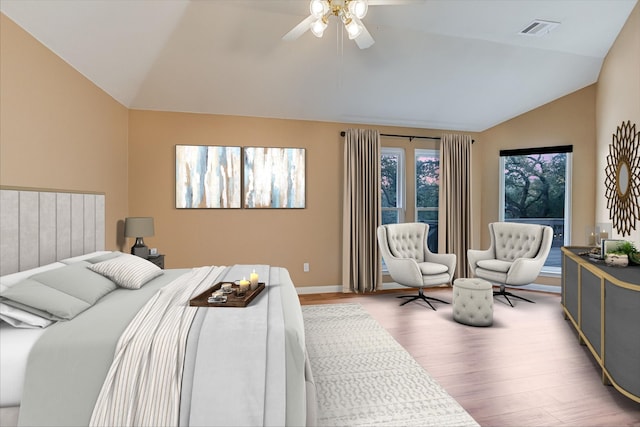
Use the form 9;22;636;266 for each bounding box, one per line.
124;217;154;258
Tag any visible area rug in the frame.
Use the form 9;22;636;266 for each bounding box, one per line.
302;303;480;427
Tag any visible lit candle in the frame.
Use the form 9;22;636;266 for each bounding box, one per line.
588;232;596;246
250;270;259;290
239;277;250;294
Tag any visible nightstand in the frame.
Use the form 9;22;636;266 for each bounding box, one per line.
147;254;165;269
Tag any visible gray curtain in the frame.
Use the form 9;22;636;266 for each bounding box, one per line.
342;129;382;293
439;133;473;279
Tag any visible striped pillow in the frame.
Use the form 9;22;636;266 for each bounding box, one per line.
90;253;162;289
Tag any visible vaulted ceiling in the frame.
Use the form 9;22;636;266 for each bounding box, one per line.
1;0;637;131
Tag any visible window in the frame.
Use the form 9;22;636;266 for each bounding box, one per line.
499;145;573;274
381;148;404;225
415;149;439;252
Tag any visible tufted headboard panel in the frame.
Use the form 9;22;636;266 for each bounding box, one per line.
0;187;105;276
490;222;545;262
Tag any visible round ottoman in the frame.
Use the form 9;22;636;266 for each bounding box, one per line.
452;278;493;327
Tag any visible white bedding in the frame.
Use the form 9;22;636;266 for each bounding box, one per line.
0;322;46;406
0;252;119;402
6;263;313;426
0;252;124;406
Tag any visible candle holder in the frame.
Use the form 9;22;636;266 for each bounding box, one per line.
585;226;598;246
596;222;612;246
238;282;250;296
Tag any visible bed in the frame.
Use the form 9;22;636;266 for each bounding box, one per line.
0;188;316;427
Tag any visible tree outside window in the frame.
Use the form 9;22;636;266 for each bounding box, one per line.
500;147;572;271
381;148;404;225
504;153;566;220
416;149;439;252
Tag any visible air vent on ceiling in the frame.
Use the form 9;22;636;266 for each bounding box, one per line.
519;19;560;37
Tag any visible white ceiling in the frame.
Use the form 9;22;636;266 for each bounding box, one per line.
1;0;637;132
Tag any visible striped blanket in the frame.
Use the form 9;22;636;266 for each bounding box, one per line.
90;266;226;426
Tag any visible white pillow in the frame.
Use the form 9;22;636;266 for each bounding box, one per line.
89;253;162;289
0;303;54;328
0;263;65;328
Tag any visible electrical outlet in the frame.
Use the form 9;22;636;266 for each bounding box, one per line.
303;262;310;272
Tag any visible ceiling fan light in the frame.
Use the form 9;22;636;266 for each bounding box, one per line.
310;0;329;18
348;0;368;19
345;19;363;39
310;18;328;37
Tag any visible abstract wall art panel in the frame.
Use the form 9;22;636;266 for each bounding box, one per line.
244;147;306;208
176;145;241;208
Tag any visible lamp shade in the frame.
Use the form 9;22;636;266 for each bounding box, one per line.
124;217;154;238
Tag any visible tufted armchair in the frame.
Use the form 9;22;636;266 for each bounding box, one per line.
377;222;456;310
468;222;553;306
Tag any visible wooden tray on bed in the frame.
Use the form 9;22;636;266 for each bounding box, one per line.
189;282;265;307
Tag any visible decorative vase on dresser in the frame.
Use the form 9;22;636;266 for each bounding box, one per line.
605;253;629;267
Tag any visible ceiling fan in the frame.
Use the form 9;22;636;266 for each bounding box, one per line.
283;0;419;49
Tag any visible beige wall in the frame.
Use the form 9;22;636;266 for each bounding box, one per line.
3;5;636;288
0;14;129;250
128;111;344;286
128;110;477;287
478;86;598;285
479;85;597;245
596;1;640;246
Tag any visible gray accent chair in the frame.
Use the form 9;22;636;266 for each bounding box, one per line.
468;222;554;307
377;223;457;310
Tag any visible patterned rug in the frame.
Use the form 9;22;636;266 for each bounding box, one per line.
302;303;480;427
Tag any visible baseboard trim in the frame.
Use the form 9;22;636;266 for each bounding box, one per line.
296;282;409;295
511;283;561;294
296;282;561;295
296;285;342;294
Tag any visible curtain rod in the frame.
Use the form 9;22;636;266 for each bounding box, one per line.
340;131;474;143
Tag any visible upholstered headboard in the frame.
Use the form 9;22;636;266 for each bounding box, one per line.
0;187;105;276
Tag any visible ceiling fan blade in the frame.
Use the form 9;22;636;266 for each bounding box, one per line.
282;15;315;41
354;18;375;49
368;0;425;5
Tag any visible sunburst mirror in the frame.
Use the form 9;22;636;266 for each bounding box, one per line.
604;120;640;236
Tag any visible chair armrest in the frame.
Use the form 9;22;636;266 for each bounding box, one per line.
506;257;545;285
385;257;424;287
507;225;553;285
467;248;494;272
425;252;457;279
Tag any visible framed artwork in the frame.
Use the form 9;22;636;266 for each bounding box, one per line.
243;147;306;208
175;145;241;208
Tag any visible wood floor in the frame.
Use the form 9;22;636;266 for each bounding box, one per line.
299;288;640;427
